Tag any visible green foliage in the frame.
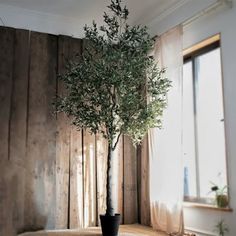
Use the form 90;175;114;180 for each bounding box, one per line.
214;220;229;236
211;184;228;195
54;0;171;148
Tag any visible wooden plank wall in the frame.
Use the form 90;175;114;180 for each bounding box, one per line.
0;26;18;236
138;136;151;226
56;35;71;229
0;26;149;235
24;31;57;230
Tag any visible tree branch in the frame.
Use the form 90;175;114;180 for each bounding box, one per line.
112;131;122;151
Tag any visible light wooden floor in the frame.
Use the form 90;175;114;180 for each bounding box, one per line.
19;224;167;236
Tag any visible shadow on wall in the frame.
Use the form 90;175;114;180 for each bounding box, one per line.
0;161;48;235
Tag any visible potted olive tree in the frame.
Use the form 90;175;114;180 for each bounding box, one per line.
54;0;171;235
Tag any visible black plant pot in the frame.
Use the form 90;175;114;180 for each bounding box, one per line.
100;214;121;236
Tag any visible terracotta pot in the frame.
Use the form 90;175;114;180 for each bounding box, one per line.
216;194;228;208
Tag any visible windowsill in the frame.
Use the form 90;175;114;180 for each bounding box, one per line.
183;202;233;212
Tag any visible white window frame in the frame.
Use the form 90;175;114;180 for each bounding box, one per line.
183;39;229;204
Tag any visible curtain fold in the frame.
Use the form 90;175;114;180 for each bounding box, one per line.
149;25;184;235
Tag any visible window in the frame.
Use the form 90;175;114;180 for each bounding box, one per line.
182;36;228;204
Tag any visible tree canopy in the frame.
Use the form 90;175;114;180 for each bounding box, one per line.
54;0;171;149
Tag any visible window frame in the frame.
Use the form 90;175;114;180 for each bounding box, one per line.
183;39;229;205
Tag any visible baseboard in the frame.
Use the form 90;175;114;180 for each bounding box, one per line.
185;226;216;236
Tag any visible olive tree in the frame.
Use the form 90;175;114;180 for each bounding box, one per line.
54;0;171;217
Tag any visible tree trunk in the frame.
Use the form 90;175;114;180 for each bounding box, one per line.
106;143;114;216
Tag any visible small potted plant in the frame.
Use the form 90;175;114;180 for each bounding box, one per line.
210;184;229;208
214;220;229;236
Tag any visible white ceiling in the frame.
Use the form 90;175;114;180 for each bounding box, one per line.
0;0;218;37
0;0;182;26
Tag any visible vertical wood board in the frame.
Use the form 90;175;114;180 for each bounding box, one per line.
25;31;57;230
68;37;84;228
70;129;83;228
83;130;96;227
140;136;151;226
9;29;30;233
96;134;108;224
55;35;71;229
123;136;138;224
0;27;15;161
112;136;124;223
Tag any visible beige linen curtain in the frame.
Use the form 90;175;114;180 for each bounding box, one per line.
149;25;184;235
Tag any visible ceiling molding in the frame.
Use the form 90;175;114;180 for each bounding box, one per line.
135;0;192;26
183;0;233;27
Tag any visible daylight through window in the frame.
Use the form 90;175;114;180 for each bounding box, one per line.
183;37;228;204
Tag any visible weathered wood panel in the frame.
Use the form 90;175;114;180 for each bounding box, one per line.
9;29;30;233
25;31;57;230
0;161;19;236
123;135;138;224
112;136;124;223
83;130;97;227
96;134;108;224
0;26;14;161
10;29;29;166
0;27;144;233
68;37;84;229
0;27;17;236
55;35;71;229
70;129;83;228
140;135;151;226
0;28;31;236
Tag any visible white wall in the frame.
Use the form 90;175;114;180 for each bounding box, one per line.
147;0;236;235
183;1;236;235
0;3;84;38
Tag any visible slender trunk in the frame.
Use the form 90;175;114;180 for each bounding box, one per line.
106;143;114;216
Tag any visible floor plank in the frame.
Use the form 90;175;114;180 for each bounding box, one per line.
18;224;167;236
